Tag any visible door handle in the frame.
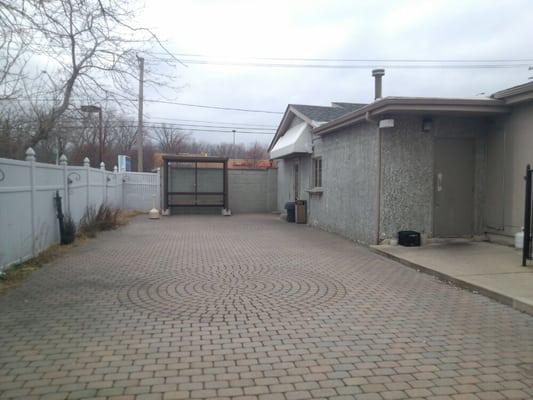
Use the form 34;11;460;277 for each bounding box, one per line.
435;172;443;208
437;172;443;192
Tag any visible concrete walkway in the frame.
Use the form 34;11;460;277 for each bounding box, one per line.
371;241;533;316
0;215;532;400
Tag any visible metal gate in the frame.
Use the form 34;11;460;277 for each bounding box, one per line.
163;155;228;210
523;164;532;266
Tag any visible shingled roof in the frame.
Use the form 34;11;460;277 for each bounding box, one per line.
290;103;366;124
268;102;368;152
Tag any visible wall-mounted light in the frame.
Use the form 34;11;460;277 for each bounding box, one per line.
379;119;394;128
422;117;433;132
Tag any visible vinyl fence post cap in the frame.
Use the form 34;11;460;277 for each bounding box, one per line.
25;147;36;161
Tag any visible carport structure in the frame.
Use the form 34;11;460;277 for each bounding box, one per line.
162;155;228;212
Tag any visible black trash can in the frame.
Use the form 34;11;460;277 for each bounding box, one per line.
285;201;295;223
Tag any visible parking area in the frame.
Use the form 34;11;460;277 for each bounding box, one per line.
0;214;532;399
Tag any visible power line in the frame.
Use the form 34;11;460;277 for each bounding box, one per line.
176;59;531;70
59;124;274;135
2;97;284;114
144;127;273;135
165;52;533;63
142;99;283;114
143;115;277;128
37;116;277;131
137;121;275;131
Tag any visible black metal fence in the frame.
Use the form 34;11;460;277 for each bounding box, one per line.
523;164;532;266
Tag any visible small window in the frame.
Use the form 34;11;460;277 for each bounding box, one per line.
313;157;322;188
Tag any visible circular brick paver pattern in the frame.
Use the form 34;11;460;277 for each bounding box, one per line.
119;268;346;321
0;214;532;400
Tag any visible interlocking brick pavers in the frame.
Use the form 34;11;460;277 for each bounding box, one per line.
1;214;532;399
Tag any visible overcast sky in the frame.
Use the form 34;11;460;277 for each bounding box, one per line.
139;0;533;145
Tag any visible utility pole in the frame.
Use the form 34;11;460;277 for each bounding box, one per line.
232;129;236;146
136;55;144;172
98;107;103;165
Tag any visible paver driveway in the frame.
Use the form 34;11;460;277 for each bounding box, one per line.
1;214;532;400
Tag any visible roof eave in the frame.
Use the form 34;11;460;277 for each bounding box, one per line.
268;105;318;152
315;98;510;136
491;82;533;104
268;105;292;152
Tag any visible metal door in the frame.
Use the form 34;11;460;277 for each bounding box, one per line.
434;138;475;236
164;156;228;210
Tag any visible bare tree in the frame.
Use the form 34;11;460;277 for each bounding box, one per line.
0;0;30;100
152;124;189;154
244;142;268;166
0;0;181;151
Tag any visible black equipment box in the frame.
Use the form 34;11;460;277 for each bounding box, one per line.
398;230;421;247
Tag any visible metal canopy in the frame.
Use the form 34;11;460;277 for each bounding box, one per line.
162;155;228;210
270;122;312;159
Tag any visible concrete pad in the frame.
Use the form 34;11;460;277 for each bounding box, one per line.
372;240;533;315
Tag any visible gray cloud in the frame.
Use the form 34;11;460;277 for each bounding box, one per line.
140;0;533;145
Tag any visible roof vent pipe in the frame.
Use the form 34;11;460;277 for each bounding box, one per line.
372;69;385;100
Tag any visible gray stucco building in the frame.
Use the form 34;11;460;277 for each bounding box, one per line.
269;73;533;245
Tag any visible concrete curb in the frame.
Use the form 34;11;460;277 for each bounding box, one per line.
368;246;533;317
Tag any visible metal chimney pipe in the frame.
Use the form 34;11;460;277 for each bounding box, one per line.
372;69;385;100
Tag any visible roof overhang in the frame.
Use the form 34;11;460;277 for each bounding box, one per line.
267;105;322;152
269;122;312;159
491;81;533;105
315;97;510;136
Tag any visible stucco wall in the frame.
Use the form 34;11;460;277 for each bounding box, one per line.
486;102;533;238
275;114;491;244
309;122;379;244
380;115;487;239
380;116;433;239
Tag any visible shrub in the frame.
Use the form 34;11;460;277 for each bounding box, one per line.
95;204;120;231
61;214;76;245
79;206;98;238
79;204;121;237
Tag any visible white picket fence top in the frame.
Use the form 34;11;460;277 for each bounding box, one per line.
0;149;160;271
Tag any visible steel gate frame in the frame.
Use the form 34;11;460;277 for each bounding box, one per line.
162;155;228;210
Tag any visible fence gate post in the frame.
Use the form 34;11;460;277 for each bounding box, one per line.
113;166;118;208
523;164;532;266
59;154;69;214
84;157;90;211
100;161;106;205
157;168;161;210
25;147;37;257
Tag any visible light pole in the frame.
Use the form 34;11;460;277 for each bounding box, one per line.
232;129;236;146
81;105;103;165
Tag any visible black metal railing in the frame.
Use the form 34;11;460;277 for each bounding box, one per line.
523;164;532;266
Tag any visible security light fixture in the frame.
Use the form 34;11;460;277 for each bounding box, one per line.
422;117;433;132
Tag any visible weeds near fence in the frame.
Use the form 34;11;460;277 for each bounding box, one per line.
61;214;77;245
0;242;82;295
79;204;122;238
1;207;140;296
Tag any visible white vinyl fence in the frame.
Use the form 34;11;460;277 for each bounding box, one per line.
0;148;159;271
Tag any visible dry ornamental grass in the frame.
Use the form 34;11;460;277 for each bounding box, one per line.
0;208;141;295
